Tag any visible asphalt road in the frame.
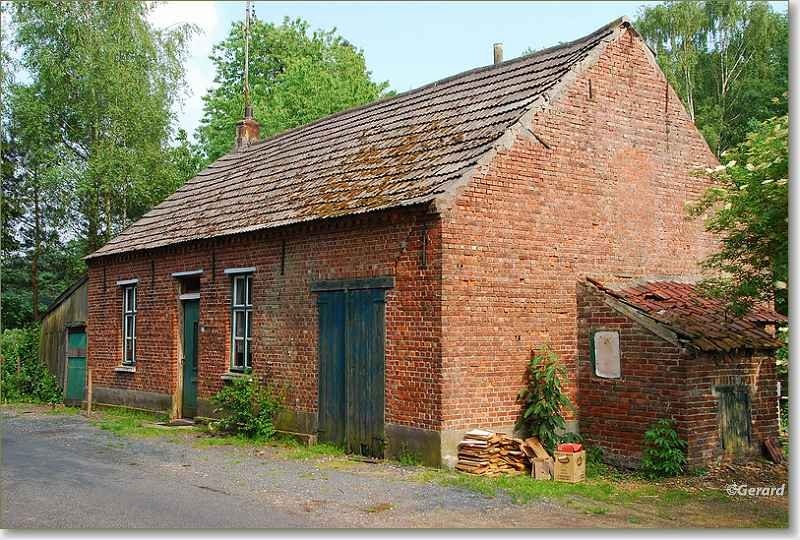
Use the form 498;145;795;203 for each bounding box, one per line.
1;407;621;529
1;410;307;528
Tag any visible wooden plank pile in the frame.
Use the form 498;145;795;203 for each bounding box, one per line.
455;429;530;476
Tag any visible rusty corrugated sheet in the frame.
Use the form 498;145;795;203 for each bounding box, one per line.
590;279;786;352
88;19;624;259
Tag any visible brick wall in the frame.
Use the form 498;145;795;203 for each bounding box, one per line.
87;206;442;431
439;28;718;431
681;351;779;467
576;282;686;467
577;282;779;467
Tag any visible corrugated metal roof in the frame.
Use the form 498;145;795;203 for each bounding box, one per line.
89;18;627;259
590;279;787;352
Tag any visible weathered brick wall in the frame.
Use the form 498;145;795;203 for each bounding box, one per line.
681;351;779;467
576;282;686;467
576;283;779;468
439;28;718;432
87;206;442;430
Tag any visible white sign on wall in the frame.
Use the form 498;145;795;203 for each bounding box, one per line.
594;331;621;379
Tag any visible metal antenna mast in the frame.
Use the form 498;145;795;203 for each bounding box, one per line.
243;0;252;117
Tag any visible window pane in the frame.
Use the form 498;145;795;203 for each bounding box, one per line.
125;315;134;340
125;339;134;363
233;339;245;368
124;288;131;312
246;339;252;368
131;286;136;311
246;276;252;306
234;277;246;306
234;310;245;338
246;310;252;339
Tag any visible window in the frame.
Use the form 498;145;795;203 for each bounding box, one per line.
593;331;620;379
123;285;137;365
231;274;253;370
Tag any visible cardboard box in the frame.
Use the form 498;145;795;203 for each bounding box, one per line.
532;457;554;480
553;450;586;483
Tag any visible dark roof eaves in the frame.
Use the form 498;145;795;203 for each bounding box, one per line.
85;199;436;262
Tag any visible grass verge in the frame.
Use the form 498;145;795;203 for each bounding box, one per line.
91;406;172;438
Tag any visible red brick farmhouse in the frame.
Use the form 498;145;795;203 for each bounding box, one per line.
86;19;785;467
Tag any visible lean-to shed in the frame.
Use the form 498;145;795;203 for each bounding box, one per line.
39;277;89;403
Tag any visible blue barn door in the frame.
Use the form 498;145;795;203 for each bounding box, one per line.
345;288;386;457
315;279;389;458
317;291;347;448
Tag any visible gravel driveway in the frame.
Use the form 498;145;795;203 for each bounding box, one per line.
1;407;624;529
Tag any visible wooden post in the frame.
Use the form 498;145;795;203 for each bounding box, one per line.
87;367;93;414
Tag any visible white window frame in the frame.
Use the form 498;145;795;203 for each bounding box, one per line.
123;284;137;365
231;274;253;371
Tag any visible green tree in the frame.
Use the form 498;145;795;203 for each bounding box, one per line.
2;0;197;329
636;0;787;155
196;17;389;162
515;346;574;453
688;109;788;314
10;0;195;252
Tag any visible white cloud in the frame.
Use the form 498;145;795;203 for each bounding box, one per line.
149;1;225;140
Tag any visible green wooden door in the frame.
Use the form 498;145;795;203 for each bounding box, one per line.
65;328;87;402
316;286;386;457
345;288;385;457
317;291;346;447
719;385;752;455
182;300;200;418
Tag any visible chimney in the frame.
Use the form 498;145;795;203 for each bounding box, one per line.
493;43;503;65
235;104;260;151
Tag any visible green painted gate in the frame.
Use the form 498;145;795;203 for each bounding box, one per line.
182;300;200;418
315;278;389;458
719;385;752;455
65;327;87;403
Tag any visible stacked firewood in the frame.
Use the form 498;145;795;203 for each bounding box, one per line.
455;429;530;476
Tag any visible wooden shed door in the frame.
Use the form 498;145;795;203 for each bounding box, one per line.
317;286;386;457
65;327;87;403
719;385;752;455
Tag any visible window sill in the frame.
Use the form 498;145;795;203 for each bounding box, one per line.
221;371;251;381
114;365;136;373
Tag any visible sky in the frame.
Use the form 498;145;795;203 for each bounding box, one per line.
149;1;789;141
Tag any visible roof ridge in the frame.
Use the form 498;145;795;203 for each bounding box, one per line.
88;17;632;260
234;17;630;156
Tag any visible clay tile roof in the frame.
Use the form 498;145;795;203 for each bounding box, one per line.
589;279;787;352
88;18;628;259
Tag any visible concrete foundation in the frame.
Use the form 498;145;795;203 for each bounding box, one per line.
384;423;442;466
274;409;317;435
93;386;172;413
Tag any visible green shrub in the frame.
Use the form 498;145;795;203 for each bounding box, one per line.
558;431;583;444
515;346;574;453
585;446;608;478
779;398;788;435
640;419;687;478
210;375;281;439
1;326;61;404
